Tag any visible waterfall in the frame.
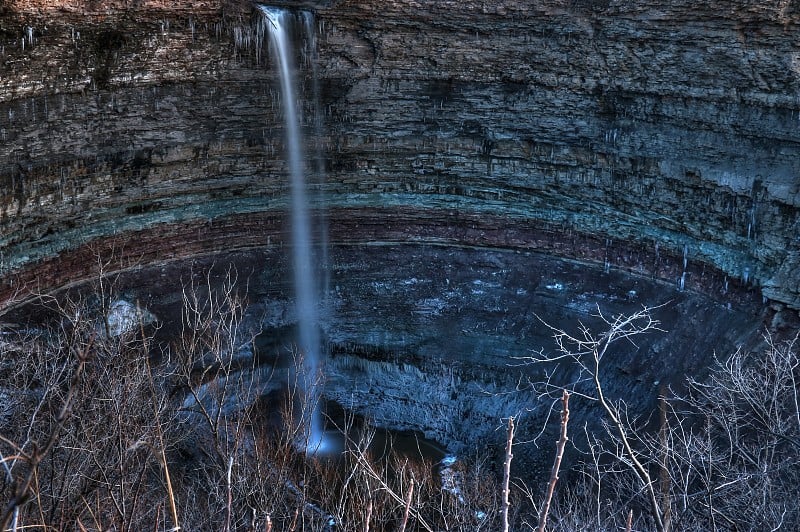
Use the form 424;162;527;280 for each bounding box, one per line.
259;5;326;453
302;11;331;298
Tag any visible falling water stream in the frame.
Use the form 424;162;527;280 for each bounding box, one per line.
259;5;326;453
258;5;451;465
302;11;331;298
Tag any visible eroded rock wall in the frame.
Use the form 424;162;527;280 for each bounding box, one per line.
1;0;799;311
314;0;800;307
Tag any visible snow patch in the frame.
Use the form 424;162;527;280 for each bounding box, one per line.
440;454;457;467
104;300;157;337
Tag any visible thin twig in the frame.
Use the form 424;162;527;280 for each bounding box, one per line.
363;499;373;532
145;357;180;532
0;334;94;529
537;390;570;532
501;416;515;532
351;450;434;531
398;479;415;532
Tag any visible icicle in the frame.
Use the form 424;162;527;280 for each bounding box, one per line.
24;26;34;49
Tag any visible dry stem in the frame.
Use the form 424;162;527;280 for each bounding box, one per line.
537;390;570;532
501;416;515;532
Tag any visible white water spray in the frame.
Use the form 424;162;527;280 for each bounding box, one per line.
260;5;326;453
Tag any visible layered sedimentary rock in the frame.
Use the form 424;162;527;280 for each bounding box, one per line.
3;0;800;472
1;0;799;313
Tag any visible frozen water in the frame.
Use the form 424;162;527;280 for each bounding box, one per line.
104;300;156;337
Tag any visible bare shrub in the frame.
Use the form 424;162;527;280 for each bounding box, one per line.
528;307;800;532
653;334;800;531
6;281;799;532
0;291;181;531
526;306;669;531
1;269;500;530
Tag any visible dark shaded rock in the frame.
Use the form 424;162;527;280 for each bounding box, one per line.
17;245;763;476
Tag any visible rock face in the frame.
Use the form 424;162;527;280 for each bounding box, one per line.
4;0;800;473
39;244;762;468
1;0;799;311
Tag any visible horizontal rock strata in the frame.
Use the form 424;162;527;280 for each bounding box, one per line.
0;0;799;310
